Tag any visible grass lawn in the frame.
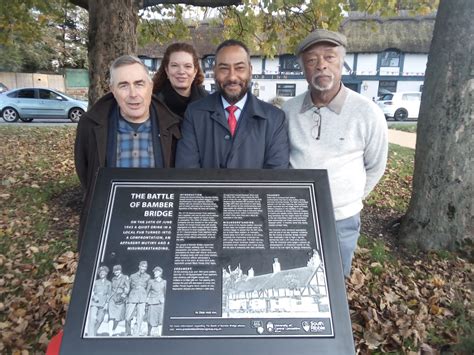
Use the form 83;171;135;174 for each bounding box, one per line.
388;123;418;133
0;126;472;354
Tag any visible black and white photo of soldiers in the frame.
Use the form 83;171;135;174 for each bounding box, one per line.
88;265;111;336
125;260;150;336
107;264;130;336
146;266;167;336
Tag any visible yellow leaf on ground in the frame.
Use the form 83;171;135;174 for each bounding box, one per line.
407;298;418;307
431;276;445;287
60;275;75;284
0;321;12;330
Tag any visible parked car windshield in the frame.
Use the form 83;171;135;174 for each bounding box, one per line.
378;93;393;101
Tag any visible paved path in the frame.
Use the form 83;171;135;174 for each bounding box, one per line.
388;129;416;149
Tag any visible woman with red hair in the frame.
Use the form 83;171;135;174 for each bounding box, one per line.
152;42;207;122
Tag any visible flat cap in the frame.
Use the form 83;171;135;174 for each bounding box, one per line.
139;260;148;267
153;266;163;273
296;29;347;55
113;264;122;271
98;265;109;273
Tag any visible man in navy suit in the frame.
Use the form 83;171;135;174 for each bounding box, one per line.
176;39;289;169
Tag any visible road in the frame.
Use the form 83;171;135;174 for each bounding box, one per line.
1;119;417;127
0;118;77;126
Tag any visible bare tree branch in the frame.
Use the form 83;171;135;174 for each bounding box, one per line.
143;0;241;8
69;0;242;11
69;0;88;10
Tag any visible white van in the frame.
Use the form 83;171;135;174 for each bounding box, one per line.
376;92;421;120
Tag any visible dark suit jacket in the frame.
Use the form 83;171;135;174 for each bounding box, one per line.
175;92;289;168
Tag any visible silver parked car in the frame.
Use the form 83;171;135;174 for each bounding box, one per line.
0;87;88;123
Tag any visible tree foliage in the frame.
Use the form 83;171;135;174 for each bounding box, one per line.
0;0;88;72
67;0;240;103
138;4;193;47
137;0;439;56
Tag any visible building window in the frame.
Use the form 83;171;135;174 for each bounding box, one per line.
276;83;296;97
140;57;154;71
380;50;400;67
279;54;301;72
202;56;215;72
378;80;397;96
210;84;217;93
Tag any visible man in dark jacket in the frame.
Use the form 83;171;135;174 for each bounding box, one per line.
175;40;289;169
74;55;182;250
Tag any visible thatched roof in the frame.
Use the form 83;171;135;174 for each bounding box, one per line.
139;22;223;58
341;13;435;53
232;266;317;293
138;14;435;58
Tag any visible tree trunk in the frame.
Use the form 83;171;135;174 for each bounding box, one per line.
70;0;241;104
399;0;473;250
87;0;139;104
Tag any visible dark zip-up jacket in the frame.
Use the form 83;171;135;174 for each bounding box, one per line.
74;92;182;250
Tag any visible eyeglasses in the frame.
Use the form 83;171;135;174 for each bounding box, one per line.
311;108;322;140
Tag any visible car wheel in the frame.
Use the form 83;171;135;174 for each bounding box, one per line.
69;107;84;123
394;108;408;121
20;117;34;122
1;107;20;122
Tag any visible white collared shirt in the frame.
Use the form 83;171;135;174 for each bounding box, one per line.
221;93;248;122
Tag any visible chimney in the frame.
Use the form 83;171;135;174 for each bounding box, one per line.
273;258;281;273
248;267;254;278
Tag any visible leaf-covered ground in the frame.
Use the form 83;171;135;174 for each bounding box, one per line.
0;126;472;354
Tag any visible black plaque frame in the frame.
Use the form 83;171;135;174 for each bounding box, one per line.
61;168;354;354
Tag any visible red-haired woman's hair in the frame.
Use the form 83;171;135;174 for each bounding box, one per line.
152;42;204;93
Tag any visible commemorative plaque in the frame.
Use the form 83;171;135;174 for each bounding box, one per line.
61;168;354;354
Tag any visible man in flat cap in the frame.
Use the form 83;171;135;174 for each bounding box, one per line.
125;260;150;336
282;29;388;277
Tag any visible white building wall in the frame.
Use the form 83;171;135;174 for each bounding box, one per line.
264;58;280;74
255;79;308;102
203;80;214;93
251;57;263;74
203;78;309;103
253;79;273;101
361;81;380;100
396;81;424;92
356;54;378;76
343;54;355;74
379;66;400;76
294;81;309;97
402;54;428;76
202;51;426;104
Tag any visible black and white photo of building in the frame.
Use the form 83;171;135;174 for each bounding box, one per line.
222;250;330;319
